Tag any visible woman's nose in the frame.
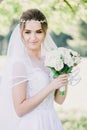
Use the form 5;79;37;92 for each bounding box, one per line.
30;33;36;40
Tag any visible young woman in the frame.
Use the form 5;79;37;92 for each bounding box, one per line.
0;9;68;130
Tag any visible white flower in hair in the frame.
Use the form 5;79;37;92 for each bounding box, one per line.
20;19;47;24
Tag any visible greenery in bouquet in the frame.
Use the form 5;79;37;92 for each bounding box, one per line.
45;47;81;95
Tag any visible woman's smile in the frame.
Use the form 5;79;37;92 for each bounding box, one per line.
22;20;45;51
29;41;38;45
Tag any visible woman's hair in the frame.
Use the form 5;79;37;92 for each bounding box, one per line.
20;9;48;34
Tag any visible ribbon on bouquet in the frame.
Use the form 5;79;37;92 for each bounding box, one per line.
68;67;81;86
59;67;81;95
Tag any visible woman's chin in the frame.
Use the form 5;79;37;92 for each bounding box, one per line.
28;46;40;51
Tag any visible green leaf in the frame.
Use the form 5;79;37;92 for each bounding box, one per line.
59;91;65;96
49;67;60;78
50;67;56;74
53;73;59;78
49;65;73;79
66;66;73;73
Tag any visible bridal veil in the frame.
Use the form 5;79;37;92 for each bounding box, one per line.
0;24;57;130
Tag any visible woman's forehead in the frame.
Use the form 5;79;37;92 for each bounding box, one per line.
24;20;42;30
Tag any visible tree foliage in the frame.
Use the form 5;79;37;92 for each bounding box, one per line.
0;0;87;34
0;0;87;56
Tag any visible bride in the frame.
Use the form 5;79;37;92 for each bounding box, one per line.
0;8;68;130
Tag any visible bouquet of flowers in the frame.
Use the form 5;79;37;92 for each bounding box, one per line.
45;47;81;95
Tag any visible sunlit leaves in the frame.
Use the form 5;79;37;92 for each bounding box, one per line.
0;0;87;34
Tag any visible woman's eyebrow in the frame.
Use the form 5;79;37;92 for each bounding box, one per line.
36;29;43;31
24;29;43;31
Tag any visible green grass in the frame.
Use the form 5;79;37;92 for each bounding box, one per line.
57;109;87;130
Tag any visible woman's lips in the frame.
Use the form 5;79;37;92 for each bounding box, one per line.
30;42;38;45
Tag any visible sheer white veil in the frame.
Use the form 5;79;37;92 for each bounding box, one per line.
7;24;57;59
0;24;57;130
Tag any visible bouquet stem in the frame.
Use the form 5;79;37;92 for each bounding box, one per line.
59;86;65;96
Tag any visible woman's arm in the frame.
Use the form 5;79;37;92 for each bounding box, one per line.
54;74;68;104
54;85;68;105
12;82;53;117
12;74;68;117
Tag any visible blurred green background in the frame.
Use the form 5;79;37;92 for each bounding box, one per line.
0;0;87;130
0;0;87;57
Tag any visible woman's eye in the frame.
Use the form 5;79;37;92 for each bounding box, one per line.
36;30;43;33
25;31;30;34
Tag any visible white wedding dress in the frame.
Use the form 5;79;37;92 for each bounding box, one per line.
0;58;64;130
8;58;64;130
0;24;64;130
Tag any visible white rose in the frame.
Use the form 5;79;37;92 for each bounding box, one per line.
45;50;64;71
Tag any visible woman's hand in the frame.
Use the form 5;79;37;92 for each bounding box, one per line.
49;74;68;91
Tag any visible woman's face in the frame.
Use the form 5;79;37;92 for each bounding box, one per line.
22;20;45;51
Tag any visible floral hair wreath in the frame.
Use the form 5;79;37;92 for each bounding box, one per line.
20;19;47;24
